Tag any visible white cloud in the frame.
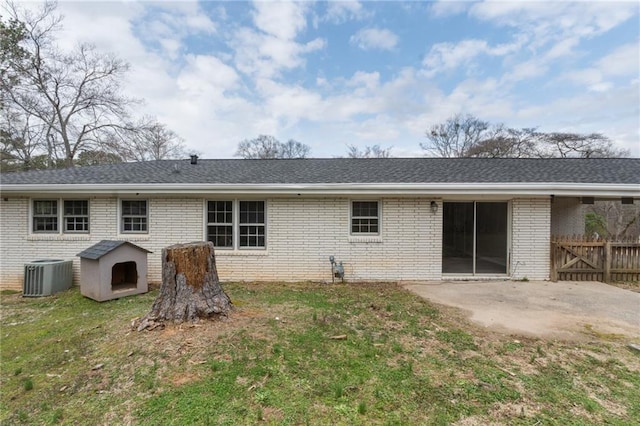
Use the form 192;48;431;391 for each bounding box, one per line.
430;0;471;18
184;11;217;34
323;1;370;24
350;28;399;51
423;39;486;72
597;42;640;77
346;71;381;91
544;36;580;60
55;2;145;55
470;1;637;46
470;1;552;23
422;38;523;76
231;28;325;79
465;0;638;88
254;76;385;126
252;0;308;40
134;3;216;59
559;41;639;93
231;2;325;79
564;68;604;89
158;38;182;60
351;116;402;142
177;55;239;97
515;80;639;155
501;58;548;83
8;0;639;159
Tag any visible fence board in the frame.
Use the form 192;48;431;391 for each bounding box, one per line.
551;235;640;283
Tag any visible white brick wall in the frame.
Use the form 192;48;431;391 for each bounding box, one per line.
0;197;28;289
511;198;551;280
0;197;204;290
214;198;442;282
0;195;553;289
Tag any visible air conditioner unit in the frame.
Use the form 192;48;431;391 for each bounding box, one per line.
23;259;73;297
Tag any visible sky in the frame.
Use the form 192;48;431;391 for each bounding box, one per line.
25;0;640;158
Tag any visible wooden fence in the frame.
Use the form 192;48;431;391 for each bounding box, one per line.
551;235;640;283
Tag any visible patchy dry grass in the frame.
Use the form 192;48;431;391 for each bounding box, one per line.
1;282;639;425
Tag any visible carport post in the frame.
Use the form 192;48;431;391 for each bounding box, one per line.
604;241;611;283
550;240;558;282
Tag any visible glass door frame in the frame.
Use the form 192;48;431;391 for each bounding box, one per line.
441;200;511;276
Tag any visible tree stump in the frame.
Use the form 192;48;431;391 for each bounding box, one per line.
135;241;232;331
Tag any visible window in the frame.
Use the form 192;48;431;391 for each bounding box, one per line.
351;201;379;234
239;201;265;248
207;201;233;248
121;200;148;233
64;200;89;233
33;200;58;233
206;200;266;249
32;199;90;234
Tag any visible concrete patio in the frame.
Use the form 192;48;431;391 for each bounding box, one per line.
404;280;640;340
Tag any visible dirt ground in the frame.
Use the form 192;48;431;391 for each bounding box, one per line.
403;280;640;340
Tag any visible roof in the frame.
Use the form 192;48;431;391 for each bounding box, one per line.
2;157;639;184
2;158;639;197
76;240;152;260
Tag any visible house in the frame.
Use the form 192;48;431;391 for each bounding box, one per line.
1;157;638;290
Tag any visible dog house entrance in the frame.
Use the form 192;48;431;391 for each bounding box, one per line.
111;261;138;292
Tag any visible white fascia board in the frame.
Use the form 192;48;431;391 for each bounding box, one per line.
1;182;639;198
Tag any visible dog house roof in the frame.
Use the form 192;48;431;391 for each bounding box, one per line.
77;240;152;260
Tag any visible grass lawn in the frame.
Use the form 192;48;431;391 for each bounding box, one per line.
1;282;639;425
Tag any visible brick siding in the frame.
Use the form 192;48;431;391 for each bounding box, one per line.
0;196;552;289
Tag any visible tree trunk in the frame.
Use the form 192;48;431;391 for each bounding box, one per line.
135;241;232;331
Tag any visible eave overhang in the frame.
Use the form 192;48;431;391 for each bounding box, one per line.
1;182;638;198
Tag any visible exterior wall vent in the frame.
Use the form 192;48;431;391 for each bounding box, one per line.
23;259;73;297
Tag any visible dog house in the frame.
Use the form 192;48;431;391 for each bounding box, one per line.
77;240;152;301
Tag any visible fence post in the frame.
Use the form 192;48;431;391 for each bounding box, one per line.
550;241;557;282
604;241;611;283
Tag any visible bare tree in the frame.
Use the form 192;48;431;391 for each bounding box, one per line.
75;149;123;166
586;202;640;240
113;119;189;161
279;139;311;159
1;1;188;169
235;135;311;159
421;113;490;157
465;126;540;158
538;132;629;158
1;7;48;171
0;4;33;97
346;144;393;158
423;114;630;159
0;110;48;171
235;135;281;159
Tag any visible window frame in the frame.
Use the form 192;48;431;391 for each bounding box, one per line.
120;199;149;234
206;200;234;249
63;199;90;233
350;200;381;236
205;199;267;250
32;199;59;233
238;200;266;249
31;198;91;235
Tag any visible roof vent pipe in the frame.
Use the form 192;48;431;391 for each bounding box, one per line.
190;155;198;165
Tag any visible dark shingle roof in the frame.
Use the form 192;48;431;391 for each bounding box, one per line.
77;240;151;260
2;158;639;185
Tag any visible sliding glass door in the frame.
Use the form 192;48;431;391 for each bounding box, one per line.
442;202;508;275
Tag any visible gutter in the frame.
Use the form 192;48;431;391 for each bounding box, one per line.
1;183;639;198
